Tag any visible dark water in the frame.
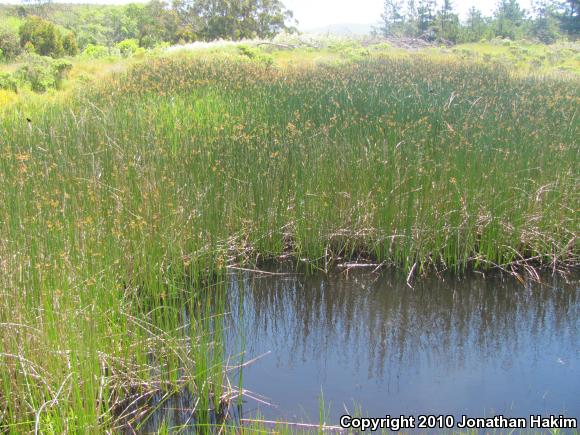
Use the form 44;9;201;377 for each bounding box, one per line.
136;269;579;432
228;269;579;425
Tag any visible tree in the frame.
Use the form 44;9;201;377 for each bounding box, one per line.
381;0;405;36
494;0;526;39
19;16;64;57
172;0;205;37
556;0;579;37
435;0;460;41
124;1;175;47
404;0;420;36
62;32;79;55
253;0;297;37
0;26;22;61
417;0;437;36
145;0;181;43
105;5;140;45
176;0;295;41
21;0;52;19
530;0;561;42
462;7;490;42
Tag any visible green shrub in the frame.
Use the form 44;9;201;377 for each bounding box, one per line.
0;72;18;92
16;62;53;92
15;54;72;92
23;41;35;54
19;16;64;58
174;27;197;43
237;45;274;67
237;44;257;58
139;34;159;49
53;59;73;88
81;44;111;59
0;26;22;61
116;38;139;57
62;33;79;56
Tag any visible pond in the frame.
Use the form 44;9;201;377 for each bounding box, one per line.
140;267;579;432
229;267;579;425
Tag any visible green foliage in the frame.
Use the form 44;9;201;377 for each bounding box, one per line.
435;0;460;42
19;16;64;58
0;50;578;433
460;7;492;43
14;54;72;92
175;0;296;40
417;0;437;35
0;25;22;61
531;16;561;43
23;40;35;54
116;38;139;56
0;0;578;59
174;26;197;44
556;0;579;38
52;58;73;86
62;32;79;56
379;0;576;44
0;71;18;91
237;44;256;58
237;44;274;66
494;0;527;39
15;59;55;92
440;39;580;75
81;43;111;59
381;0;406;36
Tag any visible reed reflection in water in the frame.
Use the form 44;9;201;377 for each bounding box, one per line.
228;269;579;423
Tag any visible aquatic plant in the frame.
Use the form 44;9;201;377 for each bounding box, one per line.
0;53;578;432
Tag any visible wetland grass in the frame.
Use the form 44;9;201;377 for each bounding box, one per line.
0;53;578;432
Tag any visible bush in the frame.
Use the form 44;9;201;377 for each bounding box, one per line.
81;44;111;59
52;59;73;88
0;26;22;61
116;39;139;57
24;41;35;54
19;16;64;58
0;72;18;92
16;62;53;92
530;18;561;44
139;34;159;49
62;33;79;56
174;27;197;44
237;45;274;67
15;54;72;92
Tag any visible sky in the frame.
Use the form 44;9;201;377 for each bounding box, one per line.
1;0;536;30
284;0;535;30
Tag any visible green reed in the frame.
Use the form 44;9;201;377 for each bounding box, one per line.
0;53;578;432
88;55;578;270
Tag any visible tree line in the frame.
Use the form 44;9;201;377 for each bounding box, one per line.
380;0;579;43
0;0;296;60
1;0;579;62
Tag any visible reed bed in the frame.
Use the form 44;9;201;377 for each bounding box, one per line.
0;53;578;432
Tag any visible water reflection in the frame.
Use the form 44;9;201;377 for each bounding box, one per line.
229;269;579;422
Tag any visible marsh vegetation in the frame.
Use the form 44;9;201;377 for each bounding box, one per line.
0;49;578;432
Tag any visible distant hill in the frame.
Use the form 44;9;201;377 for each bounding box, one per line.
303;23;376;36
